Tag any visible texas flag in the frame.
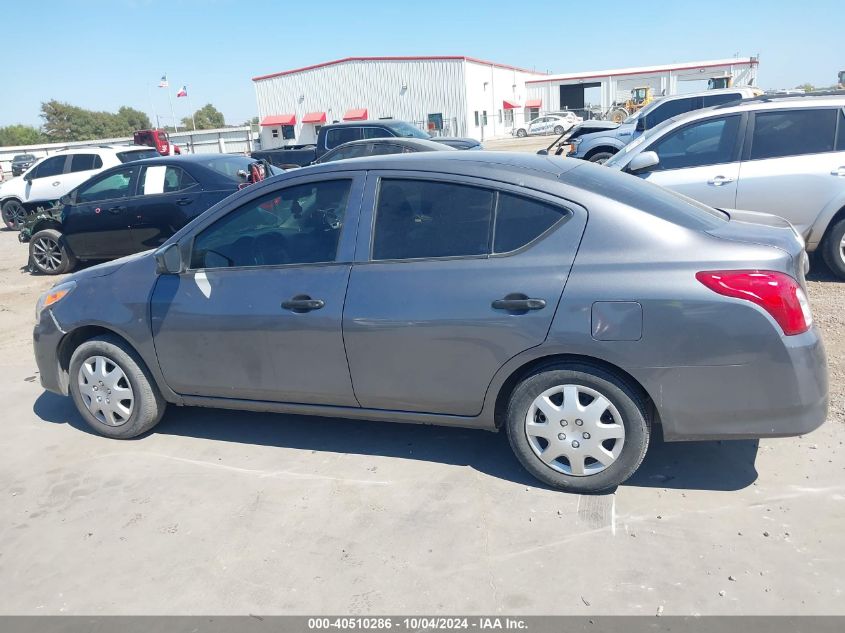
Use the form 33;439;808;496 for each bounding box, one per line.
158;74;168;88
176;85;188;98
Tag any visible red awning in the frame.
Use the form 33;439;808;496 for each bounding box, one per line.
260;114;296;126
525;99;542;108
343;108;368;121
302;111;327;124
502;100;521;110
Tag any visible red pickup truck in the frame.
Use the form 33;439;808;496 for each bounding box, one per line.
133;129;181;156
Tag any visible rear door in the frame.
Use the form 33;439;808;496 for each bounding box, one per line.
342;173;587;416
130;164;204;251
735;107;844;236
62;166;140;259
637;114;744;209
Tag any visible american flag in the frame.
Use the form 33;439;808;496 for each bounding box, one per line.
158;74;169;88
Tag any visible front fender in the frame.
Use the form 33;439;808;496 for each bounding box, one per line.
574;135;625;158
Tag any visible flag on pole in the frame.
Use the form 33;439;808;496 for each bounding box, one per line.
176;85;188;98
158;74;169;88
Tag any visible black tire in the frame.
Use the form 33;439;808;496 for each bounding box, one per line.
2;199;27;230
28;228;77;275
68;335;167;439
506;363;650;493
821;217;845;280
516;128;527;138
588;151;615;164
553;125;565;135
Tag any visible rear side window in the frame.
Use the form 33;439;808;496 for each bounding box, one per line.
139;166;198;194
372;180;494;260
750;109;837;160
69;154;103;173
326;127;362;149
838;110;845;151
494;193;567;253
702;92;743;107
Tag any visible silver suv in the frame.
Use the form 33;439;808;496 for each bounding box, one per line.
605;93;845;277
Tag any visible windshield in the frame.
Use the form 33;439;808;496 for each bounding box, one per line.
14;154;35;161
389;121;430;139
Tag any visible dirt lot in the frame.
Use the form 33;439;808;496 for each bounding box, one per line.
0;154;843;614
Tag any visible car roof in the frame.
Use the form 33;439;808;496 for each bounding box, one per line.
325;119;416;129
128;153;255;167
332;138;456;150
53;145;155;156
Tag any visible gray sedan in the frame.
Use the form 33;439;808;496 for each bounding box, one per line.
32;152;827;492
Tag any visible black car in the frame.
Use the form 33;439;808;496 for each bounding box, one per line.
313;137;456;164
22;154;276;275
426;137;482;150
11;154;37;177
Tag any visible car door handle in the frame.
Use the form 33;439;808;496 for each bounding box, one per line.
707;175;735;186
492;295;546;312
107;206;125;214
282;295;325;313
176;197;193;205
52;181;61;187
831;166;845;177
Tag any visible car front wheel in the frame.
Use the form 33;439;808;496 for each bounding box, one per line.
516;128;527;138
29;229;77;275
69;335;167;439
506;363;650;493
553;125;565;135
821;217;845;280
2;199;27;230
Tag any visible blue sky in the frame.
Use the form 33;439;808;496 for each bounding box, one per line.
2;0;843;128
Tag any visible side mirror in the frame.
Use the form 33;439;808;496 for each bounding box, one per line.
23;171;33;182
536;149;549;156
59;192;74;205
636;117;647;132
154;243;184;275
628;151;660;174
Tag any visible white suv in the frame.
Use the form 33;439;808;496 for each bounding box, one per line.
0;145;159;229
605;93;845;277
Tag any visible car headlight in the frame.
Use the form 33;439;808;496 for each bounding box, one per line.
36;280;76;319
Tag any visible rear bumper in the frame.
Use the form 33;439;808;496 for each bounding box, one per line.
650;327;828;441
33;310;67;396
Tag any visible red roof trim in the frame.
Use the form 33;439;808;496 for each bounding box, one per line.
302;111;327;124
260;114;296;126
343;108;368;121
252;56;544;81
525;99;542;108
525;59;758;84
502;100;521;110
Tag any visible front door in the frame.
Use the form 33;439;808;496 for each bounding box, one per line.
638;114;743;210
62;166;140;259
150;174;365;405
25;155;69;204
342;173;587;416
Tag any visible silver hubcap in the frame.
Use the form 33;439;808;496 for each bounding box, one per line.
77;356;134;426
525;384;625;476
839;233;845;264
32;237;62;271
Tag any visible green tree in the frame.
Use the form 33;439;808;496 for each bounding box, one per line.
795;83;815;92
182;104;225;130
40;100;152;142
0;124;43;146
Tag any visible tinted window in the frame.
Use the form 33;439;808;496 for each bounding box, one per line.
196;156;254;181
69;154;103;173
494;193;568;253
702;92;742;107
750;108;837;160
648;115;740;170
362;127;392;140
76;168;136;203
373;143;406;155
117;149;160;163
326;127;362;149
372;180;494;260
837;110;845;152
139;165;198;194
319;144;370;163
646;97;698;128
190;179;351;269
32;156;66;179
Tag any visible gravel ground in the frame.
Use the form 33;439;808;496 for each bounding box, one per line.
0;173;843;615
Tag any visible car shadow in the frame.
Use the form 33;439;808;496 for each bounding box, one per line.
807;253;843;283
34;391;758;493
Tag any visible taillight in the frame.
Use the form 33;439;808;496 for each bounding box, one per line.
696;270;812;336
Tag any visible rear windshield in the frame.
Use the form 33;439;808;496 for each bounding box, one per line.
118;149;160;163
571;164;728;231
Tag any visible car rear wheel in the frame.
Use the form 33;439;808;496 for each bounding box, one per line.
516;128;527;138
2;199;27;230
506;363;650;493
29;229;77;275
69;335;166;439
588;151;615;164
821;217;845;280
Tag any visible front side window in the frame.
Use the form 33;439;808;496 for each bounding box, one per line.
69;154;103;173
326;127;362;149
139;166;198;195
362;127;392;140
372;179;494;260
647;115;740;170
76;167;136;203
190;179;352;269
645;97;698;129
750;108;837;160
494;193;568;253
32;156;67;179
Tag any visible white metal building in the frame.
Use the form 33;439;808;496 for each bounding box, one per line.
252;56;547;148
526;57;760;114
